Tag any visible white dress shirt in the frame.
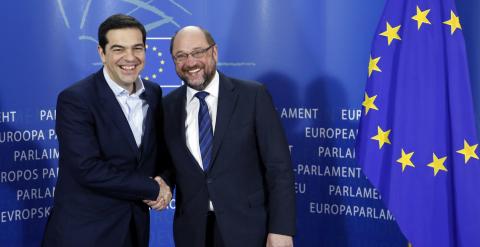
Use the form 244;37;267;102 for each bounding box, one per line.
103;68;148;147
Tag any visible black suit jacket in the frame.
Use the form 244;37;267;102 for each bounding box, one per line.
163;72;296;247
42;69;164;247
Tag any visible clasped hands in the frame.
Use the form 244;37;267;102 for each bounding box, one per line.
143;176;172;210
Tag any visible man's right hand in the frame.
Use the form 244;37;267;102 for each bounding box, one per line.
143;176;172;210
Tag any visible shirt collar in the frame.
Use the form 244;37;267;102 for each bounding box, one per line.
103;67;145;97
186;70;219;103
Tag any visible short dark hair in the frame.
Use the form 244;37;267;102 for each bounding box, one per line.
169;26;216;54
98;14;146;52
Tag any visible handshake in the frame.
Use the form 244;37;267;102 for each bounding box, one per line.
143;176;172;210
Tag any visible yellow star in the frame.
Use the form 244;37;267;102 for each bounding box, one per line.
362;92;379;115
443;10;462;35
427;153;448;176
379;22;401;45
411;6;431;30
396;149;415;172
457;139;479;164
368;55;381;77
371;126;391;149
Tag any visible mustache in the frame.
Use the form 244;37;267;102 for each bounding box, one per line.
182;65;202;71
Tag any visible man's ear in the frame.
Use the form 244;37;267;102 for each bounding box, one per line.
212;45;218;63
97;45;106;64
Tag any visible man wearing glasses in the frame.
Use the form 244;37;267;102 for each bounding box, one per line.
160;26;296;247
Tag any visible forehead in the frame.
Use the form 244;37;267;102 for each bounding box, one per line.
105;28;143;47
173;29;209;52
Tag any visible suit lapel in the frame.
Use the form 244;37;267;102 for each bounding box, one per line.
209;73;238;172
176;86;205;174
140;87;154;157
95;70;139;154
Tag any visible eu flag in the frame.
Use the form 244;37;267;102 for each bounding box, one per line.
356;0;480;246
142;37;180;87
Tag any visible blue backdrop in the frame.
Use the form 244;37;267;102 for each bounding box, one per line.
0;1;478;246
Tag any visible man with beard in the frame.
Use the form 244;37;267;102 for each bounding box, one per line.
161;26;296;247
42;14;171;247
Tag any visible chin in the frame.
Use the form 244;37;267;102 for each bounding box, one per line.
122;75;139;82
184;78;201;86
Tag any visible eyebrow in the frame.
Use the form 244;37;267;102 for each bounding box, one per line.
174;47;206;55
109;43;145;50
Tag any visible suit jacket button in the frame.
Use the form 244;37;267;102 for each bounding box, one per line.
206;178;213;184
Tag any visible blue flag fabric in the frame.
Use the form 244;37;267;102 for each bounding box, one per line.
356;0;480;246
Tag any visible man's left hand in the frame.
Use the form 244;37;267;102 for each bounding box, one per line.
266;233;293;247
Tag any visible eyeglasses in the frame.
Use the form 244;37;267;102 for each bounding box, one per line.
173;44;215;63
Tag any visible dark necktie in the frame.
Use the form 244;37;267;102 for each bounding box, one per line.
195;91;213;171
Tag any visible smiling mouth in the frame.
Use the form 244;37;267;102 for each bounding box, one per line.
186;68;201;75
120;65;136;71
189;68;200;72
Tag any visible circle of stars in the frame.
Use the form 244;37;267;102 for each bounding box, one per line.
362;6;477;176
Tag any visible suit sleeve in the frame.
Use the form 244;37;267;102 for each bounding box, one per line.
254;84;296;236
56;89;159;201
156;94;176;192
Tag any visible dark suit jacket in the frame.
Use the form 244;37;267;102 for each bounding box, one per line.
163;72;296;247
42;69;164;247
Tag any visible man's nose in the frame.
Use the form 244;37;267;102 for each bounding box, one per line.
184;54;197;66
124;49;136;60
